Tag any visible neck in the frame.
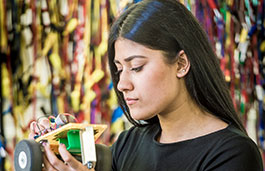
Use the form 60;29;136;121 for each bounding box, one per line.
157;98;227;143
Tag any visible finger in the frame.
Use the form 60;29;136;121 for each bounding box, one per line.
28;132;36;139
30;121;36;132
29;122;39;139
43;154;57;171
58;143;87;170
43;143;68;170
30;121;38;134
30;121;46;135
39;118;51;129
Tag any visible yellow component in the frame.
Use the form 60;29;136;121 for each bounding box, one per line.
240;28;248;43
36;82;49;97
13;105;23;115
81;89;96;109
37;25;43;57
81;90;93;123
27;82;35;99
49;53;62;70
96;1;108;61
111;118;124;133
84;0;92;57
13;105;23;131
57;94;65;114
225;37;231;48
87;89;96;103
94;47;102;69
109;0;117;17
71;89;80;112
107;88;118;109
4;159;11;171
63;18;78;36
225;11;231;47
0;0;7;52
76;62;86;84
50;0;60;24
80;102;85;111
66;0;78;21
84;69;105;90
42;32;58;57
84;103;91;123
225;69;231;82
179;0;185;5
91;0;100;36
92;69;105;83
226;0;233;6
1;63;11;98
13;105;24;120
53;36;59;54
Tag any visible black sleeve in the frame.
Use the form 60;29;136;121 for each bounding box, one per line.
110;128;132;171
204;137;263;171
110;142;117;171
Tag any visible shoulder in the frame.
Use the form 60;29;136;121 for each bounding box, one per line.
110;123;158;153
217;125;260;154
110;124;159;170
112;123;158;145
203;125;263;170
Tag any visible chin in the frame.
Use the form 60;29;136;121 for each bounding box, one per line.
131;112;154;121
131;114;146;121
131;116;144;121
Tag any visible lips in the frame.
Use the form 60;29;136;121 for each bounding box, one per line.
125;97;138;105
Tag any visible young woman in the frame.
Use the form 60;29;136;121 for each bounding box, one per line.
109;0;263;170
30;0;263;170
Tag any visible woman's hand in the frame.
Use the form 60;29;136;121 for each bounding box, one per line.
42;143;94;171
29;118;53;139
28;119;95;171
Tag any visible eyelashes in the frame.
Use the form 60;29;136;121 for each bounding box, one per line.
114;66;144;76
130;65;143;72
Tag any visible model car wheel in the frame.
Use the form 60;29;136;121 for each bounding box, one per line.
14;139;43;171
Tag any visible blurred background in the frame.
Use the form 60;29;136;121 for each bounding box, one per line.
0;0;264;170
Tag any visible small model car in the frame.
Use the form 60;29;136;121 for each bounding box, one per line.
14;123;111;171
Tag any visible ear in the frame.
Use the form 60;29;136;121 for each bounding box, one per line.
176;50;190;78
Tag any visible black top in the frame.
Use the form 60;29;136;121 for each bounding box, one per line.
111;123;263;171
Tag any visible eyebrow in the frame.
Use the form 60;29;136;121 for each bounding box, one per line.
114;55;147;64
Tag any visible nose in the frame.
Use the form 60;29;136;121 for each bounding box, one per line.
117;71;134;92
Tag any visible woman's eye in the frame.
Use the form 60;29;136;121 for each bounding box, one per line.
130;66;143;72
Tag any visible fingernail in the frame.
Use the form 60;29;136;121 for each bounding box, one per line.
41;140;48;147
42;142;47;146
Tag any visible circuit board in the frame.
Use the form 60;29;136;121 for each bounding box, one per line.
35;123;107;153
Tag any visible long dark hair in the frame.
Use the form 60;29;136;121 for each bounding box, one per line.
108;0;246;133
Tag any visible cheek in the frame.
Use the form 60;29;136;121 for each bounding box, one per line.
130;72;177;120
145;67;175;91
128;63;178;120
137;67;177;105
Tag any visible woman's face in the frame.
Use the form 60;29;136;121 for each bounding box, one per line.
114;38;184;120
